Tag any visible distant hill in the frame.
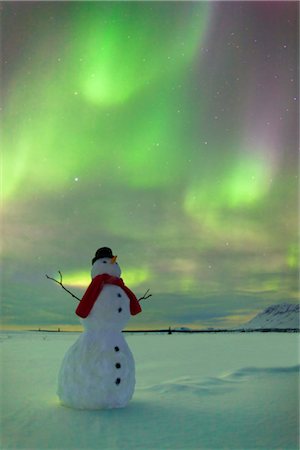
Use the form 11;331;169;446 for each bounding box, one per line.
237;303;299;330
173;327;192;332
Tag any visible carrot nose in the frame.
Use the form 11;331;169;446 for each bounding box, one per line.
110;255;117;264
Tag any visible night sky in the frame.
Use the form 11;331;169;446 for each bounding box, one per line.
2;1;299;330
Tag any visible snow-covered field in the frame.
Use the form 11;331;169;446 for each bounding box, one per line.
1;331;299;450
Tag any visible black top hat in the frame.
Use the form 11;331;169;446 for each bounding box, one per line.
92;247;114;265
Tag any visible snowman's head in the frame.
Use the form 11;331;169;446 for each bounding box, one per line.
91;248;121;279
91;256;121;279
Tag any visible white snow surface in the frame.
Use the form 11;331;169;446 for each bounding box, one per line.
1;331;299;449
238;303;300;330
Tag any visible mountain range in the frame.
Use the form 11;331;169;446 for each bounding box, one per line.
238;303;299;330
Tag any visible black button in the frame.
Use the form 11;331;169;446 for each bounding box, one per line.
115;363;121;369
115;378;121;385
118;308;122;313
114;346;119;352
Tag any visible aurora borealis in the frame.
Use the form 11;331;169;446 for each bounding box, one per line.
2;1;299;330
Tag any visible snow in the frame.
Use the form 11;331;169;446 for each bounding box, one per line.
1;331;299;449
238;303;300;330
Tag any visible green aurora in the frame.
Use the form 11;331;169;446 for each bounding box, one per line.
2;1;299;330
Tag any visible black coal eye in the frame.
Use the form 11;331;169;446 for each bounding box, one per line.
118;308;122;313
103;260;107;264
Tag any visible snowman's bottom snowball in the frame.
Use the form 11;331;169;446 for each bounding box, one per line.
57;373;135;410
58;394;133;410
57;335;136;410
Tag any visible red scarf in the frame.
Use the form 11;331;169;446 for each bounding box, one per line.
75;274;142;318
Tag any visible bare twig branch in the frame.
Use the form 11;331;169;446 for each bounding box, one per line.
46;271;151;305
45;272;81;302
138;289;152;302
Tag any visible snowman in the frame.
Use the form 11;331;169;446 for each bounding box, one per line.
57;247;142;409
